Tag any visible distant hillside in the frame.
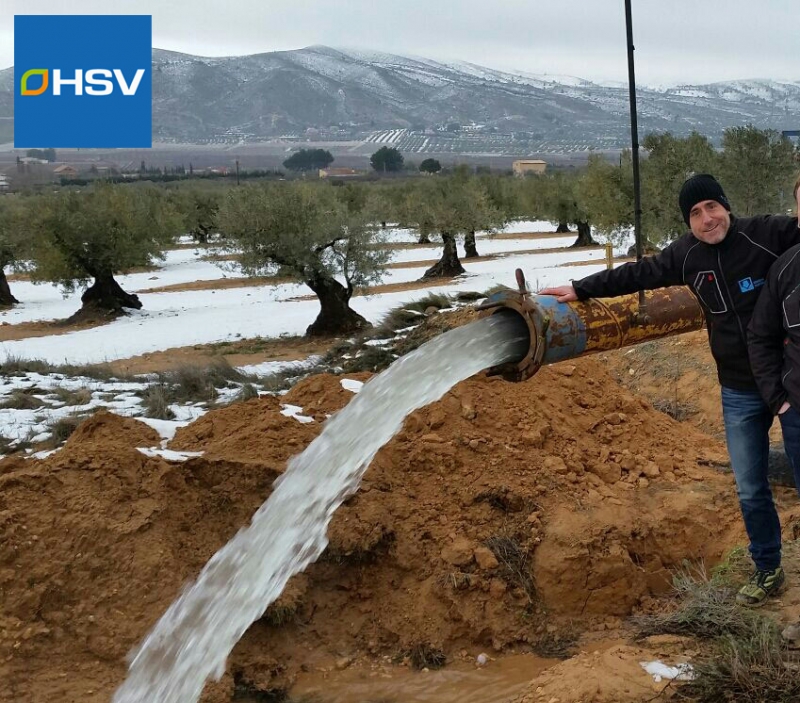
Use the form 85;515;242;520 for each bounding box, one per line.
1;45;798;152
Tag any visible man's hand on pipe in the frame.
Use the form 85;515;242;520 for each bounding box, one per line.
538;285;578;303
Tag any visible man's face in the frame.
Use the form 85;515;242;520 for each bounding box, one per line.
689;199;731;244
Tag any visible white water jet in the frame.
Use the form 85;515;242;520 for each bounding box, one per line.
114;314;527;702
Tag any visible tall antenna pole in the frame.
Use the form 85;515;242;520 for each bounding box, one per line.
625;0;646;316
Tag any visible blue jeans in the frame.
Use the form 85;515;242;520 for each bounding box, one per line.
778;405;800;498
721;386;781;571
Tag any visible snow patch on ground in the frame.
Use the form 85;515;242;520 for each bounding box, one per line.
280;404;315;424
136;447;205;462
340;379;364;394
639;660;694;682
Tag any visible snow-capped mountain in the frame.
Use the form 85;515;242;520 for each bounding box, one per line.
1;45;798;149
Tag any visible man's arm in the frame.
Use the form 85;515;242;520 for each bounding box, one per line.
540;238;685;301
752;214;800;254
747;274;788;415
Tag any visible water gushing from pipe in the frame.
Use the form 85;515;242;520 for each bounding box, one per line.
113;314;528;702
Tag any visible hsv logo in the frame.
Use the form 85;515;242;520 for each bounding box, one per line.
20;68;146;96
14;15;152;148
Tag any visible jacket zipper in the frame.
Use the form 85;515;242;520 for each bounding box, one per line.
717;250;748;343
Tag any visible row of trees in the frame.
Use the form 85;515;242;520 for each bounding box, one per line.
538;126;798;251
0;174;519;331
1;126;796;336
283;146;438;174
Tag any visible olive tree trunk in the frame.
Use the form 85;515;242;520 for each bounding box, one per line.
305;275;370;337
464;230;479;258
0;269;19;307
422;232;465;279
81;273;142;312
570;221;597;248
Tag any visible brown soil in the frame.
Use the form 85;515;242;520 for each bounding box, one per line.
137;275;295;294
286;277;463;302
105;335;331;376
136;248;606;297
0;308;119;342
0;350;762;702
601;330;785;443
512;642;688;703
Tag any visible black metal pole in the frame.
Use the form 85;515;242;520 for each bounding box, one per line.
624;0;646;315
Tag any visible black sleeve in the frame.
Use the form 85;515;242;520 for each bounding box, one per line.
747;271;787;415
572;238;684;301
755;215;800;255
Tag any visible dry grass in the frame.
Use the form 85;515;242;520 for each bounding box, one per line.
675;620;800;702
44;413;90;446
139;358;262;414
635;558;756;641
0;355;133;382
441;571;474;591
636;555;800;702
51;386;93;406
485;535;536;605
406;643;446;670
229;382;259;404
141;384;176;420
0;390;46;410
375;293;453;335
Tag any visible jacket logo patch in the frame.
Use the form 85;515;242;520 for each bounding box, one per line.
694;270;728;314
739;277;755;293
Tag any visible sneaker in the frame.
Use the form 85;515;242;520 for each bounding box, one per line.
736;567;785;608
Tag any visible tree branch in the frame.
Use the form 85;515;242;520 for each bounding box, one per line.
313;237;347;254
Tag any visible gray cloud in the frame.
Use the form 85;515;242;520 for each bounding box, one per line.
3;0;798;85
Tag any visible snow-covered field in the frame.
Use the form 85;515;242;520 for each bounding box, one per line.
0;220;626;454
2;221;620;365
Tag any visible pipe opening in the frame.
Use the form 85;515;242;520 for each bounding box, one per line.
488;308;530;365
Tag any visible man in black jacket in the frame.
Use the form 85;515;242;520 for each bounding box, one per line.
541;174;800;607
748;174;800;490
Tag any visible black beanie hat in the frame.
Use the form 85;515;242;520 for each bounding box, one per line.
679;174;731;226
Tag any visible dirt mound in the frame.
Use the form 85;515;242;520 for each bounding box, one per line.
512;643;687;703
170;394;317;463
0;357;745;701
66;408;162;450
281;371;372;419
602;331;725;438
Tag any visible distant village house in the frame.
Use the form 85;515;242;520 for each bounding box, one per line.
512;159;547;177
318;167;362;179
53;164;78;178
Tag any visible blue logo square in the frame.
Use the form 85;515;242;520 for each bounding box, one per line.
14;15;152;148
738;277;755;293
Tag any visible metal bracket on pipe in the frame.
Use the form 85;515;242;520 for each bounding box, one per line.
476;268;549;382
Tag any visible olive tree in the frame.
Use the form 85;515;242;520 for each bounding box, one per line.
580;153;635;250
172;186;223;244
410;174;503;279
0;195;35;306
523;170;594;246
719;126;797;216
640;131;718;246
218;181;390;336
29;183;182;317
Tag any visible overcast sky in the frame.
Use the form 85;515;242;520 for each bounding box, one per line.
2;1;797;85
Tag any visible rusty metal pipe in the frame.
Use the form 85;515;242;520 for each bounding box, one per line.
477;269;705;382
